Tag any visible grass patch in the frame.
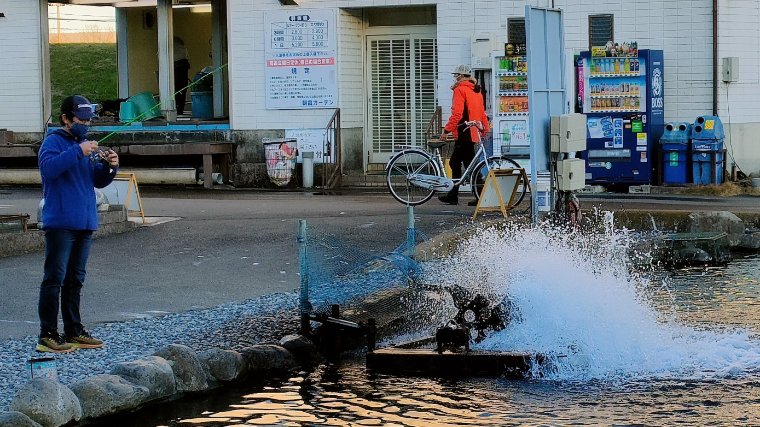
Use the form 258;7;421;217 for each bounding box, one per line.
679;181;760;197
50;43;117;116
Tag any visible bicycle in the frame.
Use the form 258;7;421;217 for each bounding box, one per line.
386;121;529;206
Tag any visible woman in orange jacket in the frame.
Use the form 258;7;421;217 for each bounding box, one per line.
439;64;490;205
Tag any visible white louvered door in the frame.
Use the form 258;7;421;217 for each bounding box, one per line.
367;32;437;164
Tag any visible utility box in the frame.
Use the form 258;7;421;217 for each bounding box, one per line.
557;158;586;191
471;33;497;70
551;113;586;152
722;57;739;83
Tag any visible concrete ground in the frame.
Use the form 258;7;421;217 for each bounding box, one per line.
1;186;758;340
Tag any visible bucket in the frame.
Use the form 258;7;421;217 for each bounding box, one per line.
28;357;57;380
118;100;138;123
128;92;162;121
752;177;760;188
191;91;213;119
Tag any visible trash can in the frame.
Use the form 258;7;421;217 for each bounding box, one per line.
263;138;298;187
659;122;691;185
190;91;213;119
301;151;315;188
691;115;725;185
190;67;214;119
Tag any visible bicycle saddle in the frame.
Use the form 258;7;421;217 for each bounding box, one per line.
427;140;447;149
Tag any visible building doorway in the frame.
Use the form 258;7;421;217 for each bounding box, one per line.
365;26;437;165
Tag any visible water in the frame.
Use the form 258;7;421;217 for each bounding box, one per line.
112;222;760;426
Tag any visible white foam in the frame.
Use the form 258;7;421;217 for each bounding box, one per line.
425;220;760;381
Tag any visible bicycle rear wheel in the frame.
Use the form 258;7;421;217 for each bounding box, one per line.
470;156;528;208
386;149;441;205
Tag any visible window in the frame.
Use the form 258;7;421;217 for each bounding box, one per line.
588;14;614;50
507;18;526;46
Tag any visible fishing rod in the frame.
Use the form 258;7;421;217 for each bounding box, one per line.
96;62;228;145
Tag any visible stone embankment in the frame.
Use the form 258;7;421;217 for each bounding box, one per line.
1;206;135;259
0;335;318;427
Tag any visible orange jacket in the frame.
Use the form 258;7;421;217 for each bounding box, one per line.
443;80;490;143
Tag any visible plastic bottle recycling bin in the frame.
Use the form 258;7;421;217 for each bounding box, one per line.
660;122;691;185
691;115;725;185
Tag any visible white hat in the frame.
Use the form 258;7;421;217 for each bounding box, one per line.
452;64;472;76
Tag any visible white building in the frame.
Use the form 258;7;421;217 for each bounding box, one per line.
1;0;758;182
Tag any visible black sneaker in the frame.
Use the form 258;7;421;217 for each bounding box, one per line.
467;199;479;206
65;330;104;349
438;194;458;205
37;331;76;353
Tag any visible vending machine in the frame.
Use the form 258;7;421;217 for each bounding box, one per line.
492;47;530;160
577;49;664;185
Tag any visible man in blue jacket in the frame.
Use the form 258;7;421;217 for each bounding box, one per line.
37;95;119;353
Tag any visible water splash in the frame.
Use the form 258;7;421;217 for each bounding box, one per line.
425;220;760;382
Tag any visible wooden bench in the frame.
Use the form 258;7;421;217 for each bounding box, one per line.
0;142;234;189
107;142;234;189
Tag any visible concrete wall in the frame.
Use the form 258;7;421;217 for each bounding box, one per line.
0;0;47;134
717;1;760;175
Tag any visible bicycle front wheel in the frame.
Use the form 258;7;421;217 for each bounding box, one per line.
470;156;528;208
386;149;441;205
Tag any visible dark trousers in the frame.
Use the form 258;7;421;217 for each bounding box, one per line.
174;59;190;115
448;139;476;184
38;229;93;336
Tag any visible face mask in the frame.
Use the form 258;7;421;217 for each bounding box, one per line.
69;122;89;141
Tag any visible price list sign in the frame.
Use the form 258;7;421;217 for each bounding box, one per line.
265;10;337;109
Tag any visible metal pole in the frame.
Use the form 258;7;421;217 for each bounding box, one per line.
406;205;415;257
405;205;418;281
298;219;310;334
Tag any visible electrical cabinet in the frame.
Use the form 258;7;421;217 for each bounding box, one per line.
550;113;586;153
557;159;586;191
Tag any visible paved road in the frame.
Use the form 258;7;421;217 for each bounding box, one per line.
0;187;477;339
1;187;757;339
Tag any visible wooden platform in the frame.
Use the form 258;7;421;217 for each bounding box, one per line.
0;142;233;189
366;347;535;378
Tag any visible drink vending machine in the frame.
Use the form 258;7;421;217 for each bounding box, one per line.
492;46;530;161
577;49;664;185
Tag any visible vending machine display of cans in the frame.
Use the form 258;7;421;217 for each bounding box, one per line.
577;49;664;185
492;52;531;161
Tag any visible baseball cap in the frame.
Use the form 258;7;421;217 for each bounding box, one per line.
452;64;472;76
61;95;96;120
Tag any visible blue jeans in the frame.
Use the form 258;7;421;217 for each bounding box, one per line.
38;229;93;336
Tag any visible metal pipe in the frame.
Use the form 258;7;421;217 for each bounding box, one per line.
406;205;415;258
712;0;718;115
298;219;310;334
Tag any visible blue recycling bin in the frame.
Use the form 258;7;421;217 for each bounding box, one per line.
660;122;691;185
191;91;213;119
691;115;725;185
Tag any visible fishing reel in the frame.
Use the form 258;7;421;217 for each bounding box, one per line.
89;148;112;166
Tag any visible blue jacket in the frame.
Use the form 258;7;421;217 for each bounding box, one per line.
38;129;118;231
